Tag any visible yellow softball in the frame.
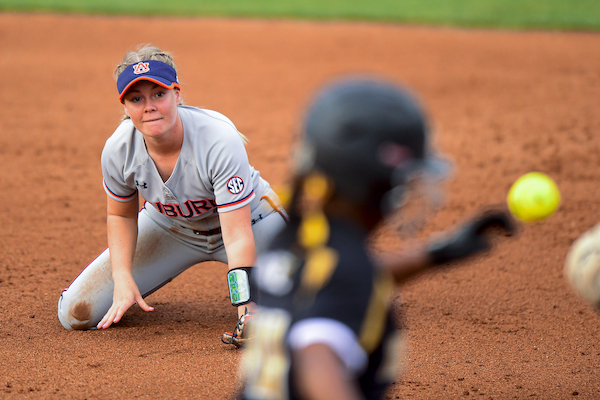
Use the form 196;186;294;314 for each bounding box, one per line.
507;172;560;222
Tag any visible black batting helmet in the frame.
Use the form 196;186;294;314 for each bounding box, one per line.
297;77;449;214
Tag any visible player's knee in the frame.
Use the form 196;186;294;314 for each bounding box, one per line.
57;292;95;330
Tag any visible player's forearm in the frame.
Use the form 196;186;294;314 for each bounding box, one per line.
106;214;138;278
381;211;515;284
224;237;257;269
378;245;432;285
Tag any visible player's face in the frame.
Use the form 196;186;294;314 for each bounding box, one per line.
122;81;181;138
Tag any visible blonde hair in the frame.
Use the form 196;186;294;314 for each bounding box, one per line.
114;44;248;144
114;44;178;81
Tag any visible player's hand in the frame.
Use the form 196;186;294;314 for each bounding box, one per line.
427;209;515;266
96;275;154;329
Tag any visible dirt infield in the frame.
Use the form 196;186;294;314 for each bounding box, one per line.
0;12;599;399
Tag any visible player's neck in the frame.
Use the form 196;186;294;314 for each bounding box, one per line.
144;122;184;182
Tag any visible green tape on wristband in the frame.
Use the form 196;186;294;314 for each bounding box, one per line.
227;268;252;306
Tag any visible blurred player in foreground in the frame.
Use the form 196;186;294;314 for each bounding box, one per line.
238;78;515;400
58;44;287;339
564;223;600;310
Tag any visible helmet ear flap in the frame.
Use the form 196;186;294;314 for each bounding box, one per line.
381;185;408;216
293;139;317;177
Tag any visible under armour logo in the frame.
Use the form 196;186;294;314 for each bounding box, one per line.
136;180;148;189
251;214;263;225
133;62;150;75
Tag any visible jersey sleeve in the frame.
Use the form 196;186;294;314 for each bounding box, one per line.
288;318;368;374
100;131;137;202
207;124;256;212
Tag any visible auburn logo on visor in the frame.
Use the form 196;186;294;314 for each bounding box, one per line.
133;62;150;74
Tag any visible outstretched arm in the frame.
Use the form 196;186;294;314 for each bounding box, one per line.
381;210;516;285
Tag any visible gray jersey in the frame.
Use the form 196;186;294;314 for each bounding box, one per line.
101;105;270;232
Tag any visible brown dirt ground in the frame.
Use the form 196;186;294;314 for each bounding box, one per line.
0;12;599;399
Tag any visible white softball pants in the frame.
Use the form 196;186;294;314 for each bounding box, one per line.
57;199;287;330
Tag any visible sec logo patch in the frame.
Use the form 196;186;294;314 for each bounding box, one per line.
227;176;244;194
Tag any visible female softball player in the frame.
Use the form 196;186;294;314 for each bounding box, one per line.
57;44;287;339
239;78;514;399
